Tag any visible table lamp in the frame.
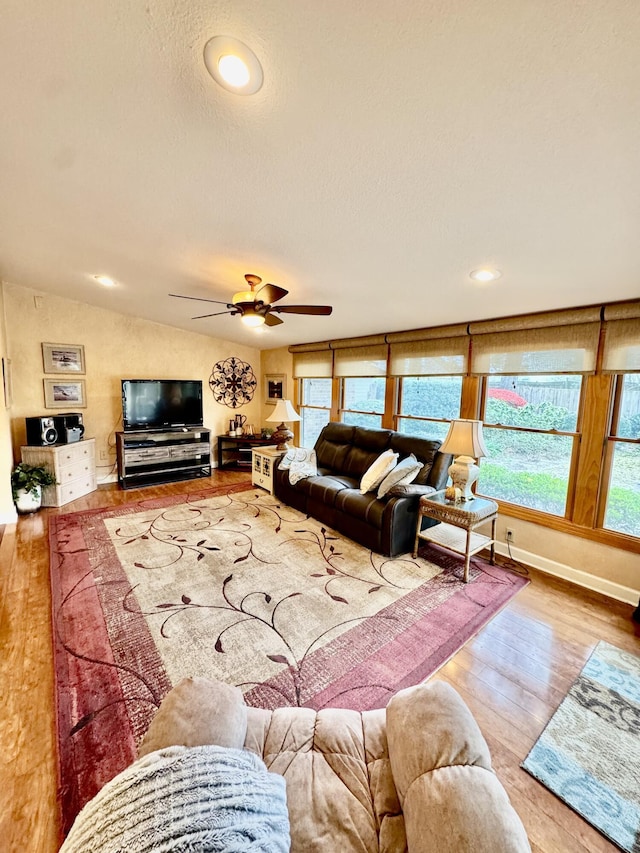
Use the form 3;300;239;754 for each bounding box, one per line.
439;419;488;501
266;399;300;450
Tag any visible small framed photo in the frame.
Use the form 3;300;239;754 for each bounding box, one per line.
265;374;286;404
44;379;87;409
42;342;86;374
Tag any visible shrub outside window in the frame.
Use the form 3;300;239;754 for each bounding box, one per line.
340;377;384;429
397;375;462;441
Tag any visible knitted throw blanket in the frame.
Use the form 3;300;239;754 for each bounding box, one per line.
60;745;291;852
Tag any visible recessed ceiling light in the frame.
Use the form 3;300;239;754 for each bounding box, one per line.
470;268;502;283
203;36;263;95
93;274;116;287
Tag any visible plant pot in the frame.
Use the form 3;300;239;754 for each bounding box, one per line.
14;485;42;514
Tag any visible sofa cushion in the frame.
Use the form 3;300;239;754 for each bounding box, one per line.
335;488;387;528
298;474;356;505
342;427;393;479
390;434;442;486
360;449;399;494
245;704;398;853
377;453;423;498
314;423;355;471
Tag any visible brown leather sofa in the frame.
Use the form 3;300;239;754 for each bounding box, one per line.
274;422;452;557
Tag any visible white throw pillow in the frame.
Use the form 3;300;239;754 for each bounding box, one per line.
360;449;398;494
377;453;423;499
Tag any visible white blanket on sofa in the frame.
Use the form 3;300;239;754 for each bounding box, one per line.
60;745;290;853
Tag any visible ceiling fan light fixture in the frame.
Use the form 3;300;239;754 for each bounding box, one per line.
203;36;263;95
232;290;255;304
241;312;265;327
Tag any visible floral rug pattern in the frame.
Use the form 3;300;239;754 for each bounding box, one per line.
49;483;528;833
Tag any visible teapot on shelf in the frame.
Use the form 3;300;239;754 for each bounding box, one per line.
234;414;247;434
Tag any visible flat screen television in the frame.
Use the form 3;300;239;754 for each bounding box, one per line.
121;379;203;431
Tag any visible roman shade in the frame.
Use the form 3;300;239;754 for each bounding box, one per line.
602;303;640;373
333;345;387;377
389;337;468;376
292;350;333;379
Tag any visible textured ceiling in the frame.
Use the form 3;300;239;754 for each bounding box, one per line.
1;1;639;349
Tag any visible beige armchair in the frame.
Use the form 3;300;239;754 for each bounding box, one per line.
139;676;531;852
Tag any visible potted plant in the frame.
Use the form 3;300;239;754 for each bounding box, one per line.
11;462;58;514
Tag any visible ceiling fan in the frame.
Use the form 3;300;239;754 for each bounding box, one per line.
169;274;333;328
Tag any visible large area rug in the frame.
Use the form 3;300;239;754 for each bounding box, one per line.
50;482;528;833
523;641;640;852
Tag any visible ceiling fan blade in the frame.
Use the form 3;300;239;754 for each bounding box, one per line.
273;304;333;315
191;309;236;319
169;293;232;307
264;312;284;326
257;283;288;304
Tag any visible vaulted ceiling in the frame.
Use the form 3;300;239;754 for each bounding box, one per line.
1;1;639;349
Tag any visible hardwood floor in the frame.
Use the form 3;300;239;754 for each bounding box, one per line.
1;473;638;853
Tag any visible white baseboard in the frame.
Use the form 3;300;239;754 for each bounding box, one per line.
0;507;18;524
494;542;640;606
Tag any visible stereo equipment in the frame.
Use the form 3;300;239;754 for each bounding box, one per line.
26;416;58;446
53;413;85;444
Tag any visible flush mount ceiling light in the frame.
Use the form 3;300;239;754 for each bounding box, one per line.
203;36;263;95
93;274;115;287
470;268;502;283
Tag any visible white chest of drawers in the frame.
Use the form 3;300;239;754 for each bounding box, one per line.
20;438;97;507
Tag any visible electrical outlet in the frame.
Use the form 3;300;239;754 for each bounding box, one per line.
100;450;109;461
505;528;515;544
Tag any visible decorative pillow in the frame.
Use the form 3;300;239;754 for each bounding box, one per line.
288;448;318;485
377;453;423;498
360;449;398;494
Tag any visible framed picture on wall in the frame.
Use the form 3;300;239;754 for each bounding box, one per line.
44;379;87;409
265;374;286;404
42;342;86;374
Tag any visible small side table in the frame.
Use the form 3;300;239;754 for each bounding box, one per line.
252;446;286;494
412;491;498;582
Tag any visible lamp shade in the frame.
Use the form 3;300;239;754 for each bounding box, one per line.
439;419;488;459
266;399;301;423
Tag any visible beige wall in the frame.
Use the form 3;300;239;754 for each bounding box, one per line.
4;283;264;480
0;285;17;522
260;346;294;437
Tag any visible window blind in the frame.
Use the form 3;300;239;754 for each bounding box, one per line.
292;350;333;378
333;345;387;377
602;318;640;373
389;336;468;376
471;323;600;375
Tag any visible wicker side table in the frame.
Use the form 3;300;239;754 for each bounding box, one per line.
412;491;498;582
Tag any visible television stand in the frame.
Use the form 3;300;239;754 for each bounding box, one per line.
116;428;211;489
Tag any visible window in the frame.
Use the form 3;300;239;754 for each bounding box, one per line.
299;378;331;447
341;376;385;428
397;375;462;441
478;375;582;516
601;374;640;536
334;343;387;430
389;331;467;441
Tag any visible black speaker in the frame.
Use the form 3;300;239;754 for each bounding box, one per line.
26;416;58;446
52;413;85;444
